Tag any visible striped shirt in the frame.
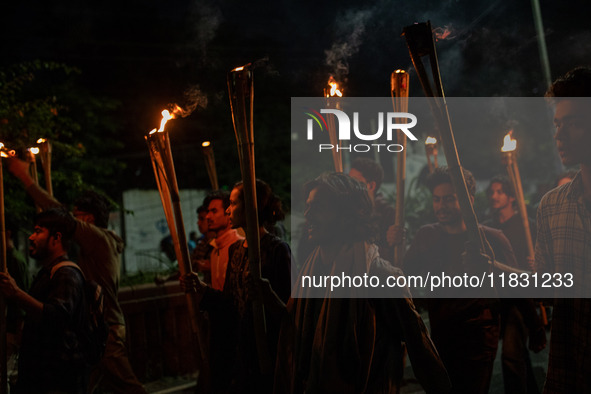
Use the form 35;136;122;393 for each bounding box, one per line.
535;171;591;393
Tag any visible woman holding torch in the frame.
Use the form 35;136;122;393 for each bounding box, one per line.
181;179;292;393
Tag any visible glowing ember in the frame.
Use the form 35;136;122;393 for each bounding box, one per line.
394;69;406;74
501;131;517;152
37;138;47;144
29;147;40;155
233;66;244;72
326;76;343;97
425;136;437;145
202;141;211;147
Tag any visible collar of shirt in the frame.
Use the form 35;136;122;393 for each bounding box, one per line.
210;229;241;250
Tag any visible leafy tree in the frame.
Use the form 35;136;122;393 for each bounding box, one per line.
0;61;125;230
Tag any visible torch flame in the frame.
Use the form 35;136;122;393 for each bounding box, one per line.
0;142;10;158
29;147;40;155
202;141;211;147
326;76;343;97
37;138;47;144
233;66;245;72
425;136;437;145
158;110;174;132
501;131;517;152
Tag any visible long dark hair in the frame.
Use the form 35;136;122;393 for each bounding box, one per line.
233;179;285;227
304;172;376;242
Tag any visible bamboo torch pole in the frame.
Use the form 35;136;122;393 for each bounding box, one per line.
501;132;535;261
27;148;41;212
201;141;219;190
37;138;52;196
501;132;546;323
425;137;438;174
0;144;8;394
145;112;207;372
391;70;409;267
403;21;486;255
324;76;344;172
227;62;272;373
27;148;39;186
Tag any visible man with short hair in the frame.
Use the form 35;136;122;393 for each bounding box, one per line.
6;156;146;394
485;175;544;394
403;167;524;393
537;66;591;392
203;191;243;291
0;208;88;393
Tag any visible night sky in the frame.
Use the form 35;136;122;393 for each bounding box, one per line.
2;0;591;192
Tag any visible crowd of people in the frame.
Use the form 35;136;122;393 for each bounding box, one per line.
0;67;588;393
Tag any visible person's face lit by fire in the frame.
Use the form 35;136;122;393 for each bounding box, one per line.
29;225;56;260
553;99;591;167
206;199;231;234
488;182;514;211
226;187;246;230
432;183;463;226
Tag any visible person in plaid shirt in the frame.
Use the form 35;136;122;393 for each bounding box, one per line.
537;67;591;392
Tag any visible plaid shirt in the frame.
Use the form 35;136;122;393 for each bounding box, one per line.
535;171;591;393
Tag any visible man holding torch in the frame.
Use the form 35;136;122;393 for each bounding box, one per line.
403;167;544;393
5;156;146;394
484;175;545;394
537;66;591;392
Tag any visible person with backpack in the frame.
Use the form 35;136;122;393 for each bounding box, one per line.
6;155;146;394
0;208;89;393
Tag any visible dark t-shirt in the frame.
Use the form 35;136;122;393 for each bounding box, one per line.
17;263;89;393
403;223;517;329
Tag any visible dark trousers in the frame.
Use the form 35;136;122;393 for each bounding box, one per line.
88;324;147;394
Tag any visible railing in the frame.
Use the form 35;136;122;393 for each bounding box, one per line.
119;281;199;381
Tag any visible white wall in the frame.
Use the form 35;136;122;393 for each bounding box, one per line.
122;189;207;273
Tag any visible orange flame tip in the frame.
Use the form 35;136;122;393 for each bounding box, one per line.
158;110;173;132
501;132;517;152
202;141;211;147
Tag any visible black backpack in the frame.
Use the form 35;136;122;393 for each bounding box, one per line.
51;261;109;366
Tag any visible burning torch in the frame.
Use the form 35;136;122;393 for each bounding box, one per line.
27;147;39;186
501;131;547;324
391;69;409;267
425;136;438;173
501;132;535;266
0;143;13;394
324;76;344;172
144;109;206;363
201;141;219;190
227;60;272;373
36;138;52;196
403;21;524;277
403;21;488;259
